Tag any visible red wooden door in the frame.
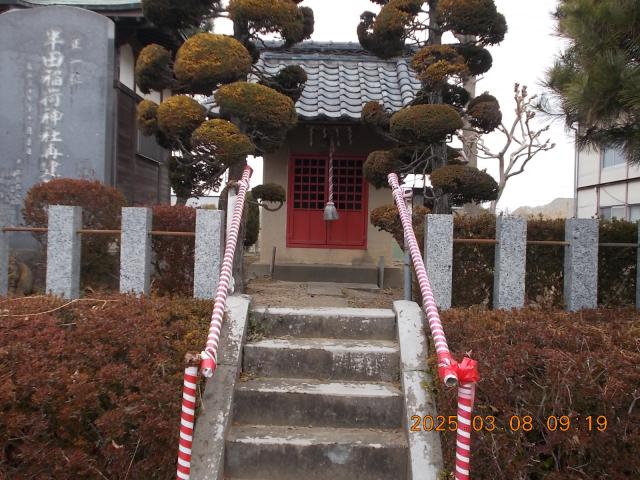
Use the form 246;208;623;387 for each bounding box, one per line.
287;155;368;249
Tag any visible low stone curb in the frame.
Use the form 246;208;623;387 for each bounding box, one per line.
394;300;444;480
190;295;251;480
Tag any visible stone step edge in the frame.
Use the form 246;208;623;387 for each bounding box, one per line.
235;377;402;398
226;424;407;447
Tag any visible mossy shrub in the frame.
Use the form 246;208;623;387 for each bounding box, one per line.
191;119;254;166
437;0;507;45
443;84;471;108
228;0;308;44
370;204;430;248
215;81;297;138
157;95;206;141
137;100;159;136
430;164;498;205
456;44;493;76
251;183;286;203
264;65;308;102
174;33;252;95
390;104;463;144
467;93;502;133
364;150;398;189
141;0;214;30
411;45;469;85
134;44;174;94
358;0;422;59
362;101;391;129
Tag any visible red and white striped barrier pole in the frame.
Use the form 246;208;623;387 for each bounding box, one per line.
177;360;199;480
388;173;480;480
176;166;253;480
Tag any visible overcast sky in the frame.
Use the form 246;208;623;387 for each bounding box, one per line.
218;0;574;211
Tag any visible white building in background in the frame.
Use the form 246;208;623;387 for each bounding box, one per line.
575;145;640;221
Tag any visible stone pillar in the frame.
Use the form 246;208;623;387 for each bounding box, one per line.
493;216;527;310
46;205;82;299
120;207;152;295
194;209;224;299
0;207;11;297
564;218;598;311
424;214;453;310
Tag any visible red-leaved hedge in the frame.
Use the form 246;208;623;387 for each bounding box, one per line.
151;205;197;296
22;179;127;290
434;307;640;479
0;295;212;479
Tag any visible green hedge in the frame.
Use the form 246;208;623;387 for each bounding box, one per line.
451;215;637;308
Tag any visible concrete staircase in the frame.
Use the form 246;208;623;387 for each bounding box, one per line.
224;308;408;480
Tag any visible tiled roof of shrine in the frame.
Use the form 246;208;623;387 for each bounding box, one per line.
256;42;422;122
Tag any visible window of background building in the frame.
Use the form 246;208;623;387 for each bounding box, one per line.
602;146;626;168
630;205;640;222
600;205;626;220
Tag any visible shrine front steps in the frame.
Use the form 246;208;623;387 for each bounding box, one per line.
190;301;444;480
224;307;406;480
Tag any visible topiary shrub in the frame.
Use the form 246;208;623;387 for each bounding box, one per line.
456;44;493;76
362;101;391;130
437;0;507;45
244;192;260;248
191;119;255;166
22;179;127;289
157;95;206;143
174;33;252;95
228;0;313;45
134;44;174;94
137;99;159;136
467;92;502;133
431;165;498;205
262;65;308;102
151;205;196;296
251;183;286;203
370;203;429;248
411;44;469;86
357;0;423;59
363;150;398;189
390;104;463;144
0;294;214;479
141;0;214;30
215;81;297;152
443;84;471;108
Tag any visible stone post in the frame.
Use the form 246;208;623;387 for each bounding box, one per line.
46;205;82;299
493;216;527;310
564;218;599;311
194;209;224;299
120;207;152;295
0;206;11;297
424;214;453;310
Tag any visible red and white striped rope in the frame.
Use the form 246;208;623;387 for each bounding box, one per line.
175;166;253;480
328;139;335;206
177;365;198;480
200;166;253;378
387;173;480;480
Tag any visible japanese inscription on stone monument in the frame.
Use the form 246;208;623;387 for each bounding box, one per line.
0;6;115;221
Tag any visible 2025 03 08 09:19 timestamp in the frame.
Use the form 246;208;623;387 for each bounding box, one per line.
409;415;609;433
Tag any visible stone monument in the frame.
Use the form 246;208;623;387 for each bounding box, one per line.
0;6;116;225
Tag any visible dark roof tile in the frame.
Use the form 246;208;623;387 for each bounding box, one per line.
256;41;421;121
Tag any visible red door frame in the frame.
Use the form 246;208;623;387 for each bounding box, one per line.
286;153;369;249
